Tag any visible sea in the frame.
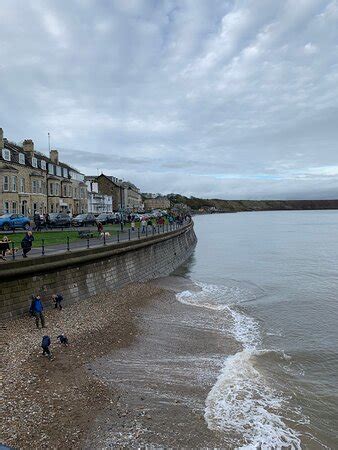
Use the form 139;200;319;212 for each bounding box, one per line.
175;210;338;449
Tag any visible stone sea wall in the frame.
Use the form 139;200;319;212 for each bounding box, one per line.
0;222;197;319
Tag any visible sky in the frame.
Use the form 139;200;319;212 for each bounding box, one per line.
1;0;337;200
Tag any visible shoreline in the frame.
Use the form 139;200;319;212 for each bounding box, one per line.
2;277;237;449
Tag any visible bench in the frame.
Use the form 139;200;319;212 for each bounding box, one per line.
78;230;94;239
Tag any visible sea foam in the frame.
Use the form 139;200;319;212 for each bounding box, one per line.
176;282;302;449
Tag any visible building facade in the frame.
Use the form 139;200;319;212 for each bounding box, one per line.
0;127;87;216
85;177;113;213
143;195;171;211
94;174;122;212
121;181;143;211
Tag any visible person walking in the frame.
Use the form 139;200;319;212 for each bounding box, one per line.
44;213;50;230
97;221;104;234
21;231;34;258
141;219;147;234
34;212;42;232
41;335;51;358
30;295;45;329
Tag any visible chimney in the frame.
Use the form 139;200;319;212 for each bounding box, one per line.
50;149;59;164
23;139;34;155
0;128;3;149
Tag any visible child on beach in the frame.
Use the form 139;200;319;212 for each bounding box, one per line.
52;293;63;310
57;334;69;346
41;335;51;358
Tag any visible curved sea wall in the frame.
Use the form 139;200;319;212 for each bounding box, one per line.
0;222;197;319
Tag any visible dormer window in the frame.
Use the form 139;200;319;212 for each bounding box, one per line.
32;157;38;168
48;163;54;175
56;166;62;177
2;149;11;161
19;153;25;164
63;168;68;178
41;160;46;170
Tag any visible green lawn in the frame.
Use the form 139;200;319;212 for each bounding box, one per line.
0;224;126;247
1;219;171;248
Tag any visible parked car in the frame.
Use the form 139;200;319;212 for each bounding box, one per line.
0;213;31;231
47;213;71;228
95;213;115;225
72;213;96;227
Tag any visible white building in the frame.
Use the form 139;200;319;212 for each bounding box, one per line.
85;178;113;213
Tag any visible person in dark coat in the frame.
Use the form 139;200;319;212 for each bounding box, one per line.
30;295;45;328
34;212;42;231
21;231;34;258
57;334;69;346
41;335;51;358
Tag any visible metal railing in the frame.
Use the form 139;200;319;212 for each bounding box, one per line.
5;220;190;261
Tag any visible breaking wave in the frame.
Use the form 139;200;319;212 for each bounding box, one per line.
176;282;303;449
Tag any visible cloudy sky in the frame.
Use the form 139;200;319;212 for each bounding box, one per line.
1;0;337;199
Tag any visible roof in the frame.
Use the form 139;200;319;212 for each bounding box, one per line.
1;139;84;176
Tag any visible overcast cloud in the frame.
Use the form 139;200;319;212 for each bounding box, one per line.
1;0;337;199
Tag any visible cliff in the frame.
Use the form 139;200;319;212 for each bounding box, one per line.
168;195;338;212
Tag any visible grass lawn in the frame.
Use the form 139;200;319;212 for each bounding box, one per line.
0;220;171;248
0;224;126;247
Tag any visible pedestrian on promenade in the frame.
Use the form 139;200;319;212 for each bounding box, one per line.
141;219;147;234
21;231;34;258
97;221;104;234
34;212;42;232
44;213;50;230
41;335;51;358
30;295;45;329
131;220;135;232
52;293;63;310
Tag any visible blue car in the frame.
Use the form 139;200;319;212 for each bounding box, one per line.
0;214;31;231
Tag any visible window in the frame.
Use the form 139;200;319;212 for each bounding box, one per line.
3;175;9;191
48;163;54;175
49;183;54;195
12;176;17;192
19;153;25;164
19;177;25;193
2;149;11;161
63;168;68;178
32;180;38;193
32;157;38;168
12;202;17;214
41;160;46;170
4;201;10;213
56;166;62;177
70;171;84;182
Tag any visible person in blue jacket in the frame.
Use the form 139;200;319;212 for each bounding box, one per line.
41;335;51;358
30;295;45;329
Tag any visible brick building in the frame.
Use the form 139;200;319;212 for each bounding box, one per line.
93;174;123;212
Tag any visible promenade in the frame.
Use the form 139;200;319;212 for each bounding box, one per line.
0;222;185;263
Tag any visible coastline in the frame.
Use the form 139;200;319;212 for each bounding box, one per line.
2;278;236;449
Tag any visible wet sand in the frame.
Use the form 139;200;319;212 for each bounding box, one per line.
85;277;239;448
2;278;236;449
